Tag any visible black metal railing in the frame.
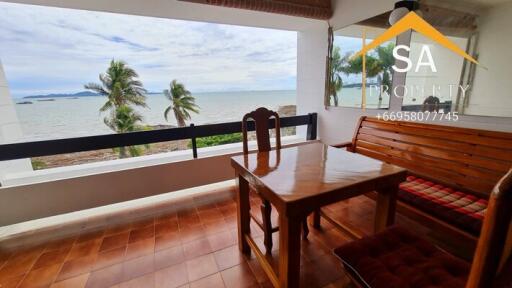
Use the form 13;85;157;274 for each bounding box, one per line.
0;113;317;161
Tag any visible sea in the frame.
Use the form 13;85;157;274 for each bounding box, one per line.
13;87;391;142
14;90;297;142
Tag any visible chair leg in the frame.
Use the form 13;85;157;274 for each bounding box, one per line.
313;209;321;229
302;217;309;240
261;199;273;254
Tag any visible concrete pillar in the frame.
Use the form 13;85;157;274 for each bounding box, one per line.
0;59;33;184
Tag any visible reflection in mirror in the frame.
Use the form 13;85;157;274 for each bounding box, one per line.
327;12;395;109
401;0;512;118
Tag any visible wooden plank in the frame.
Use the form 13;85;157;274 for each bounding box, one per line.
361;119;512;149
356;135;505;182
355;147;494;196
365;117;512;140
358;128;511;173
356;140;498;188
359;125;512;162
245;235;280;288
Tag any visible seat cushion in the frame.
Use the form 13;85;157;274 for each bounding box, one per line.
334;226;470;288
399;176;487;235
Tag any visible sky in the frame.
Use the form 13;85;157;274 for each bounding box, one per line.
0;2;297;98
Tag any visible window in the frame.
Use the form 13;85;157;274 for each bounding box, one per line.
0;2;297;170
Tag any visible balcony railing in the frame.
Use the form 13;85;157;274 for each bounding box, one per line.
0;113;317;161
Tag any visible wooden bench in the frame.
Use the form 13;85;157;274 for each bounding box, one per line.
327;116;512;251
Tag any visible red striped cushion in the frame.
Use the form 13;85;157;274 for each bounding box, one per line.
399;176;487;235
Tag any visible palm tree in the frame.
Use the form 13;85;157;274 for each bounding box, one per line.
85;60;148;158
164;80;199;127
104;105;146;158
375;43;395;90
329;47;350;106
85;60;147;113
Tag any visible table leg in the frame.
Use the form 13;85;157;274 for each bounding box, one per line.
236;174;251;255
279;214;302;288
374;184;398;233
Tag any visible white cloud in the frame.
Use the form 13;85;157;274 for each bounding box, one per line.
0;2;297;97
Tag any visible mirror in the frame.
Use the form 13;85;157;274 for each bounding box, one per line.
328;0;512;118
328;12;395;109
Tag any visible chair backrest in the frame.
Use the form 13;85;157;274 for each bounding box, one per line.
466;168;512;288
242;107;281;155
351;116;512;197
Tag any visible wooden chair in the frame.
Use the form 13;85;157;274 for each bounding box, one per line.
242;107;309;254
333;168;512;288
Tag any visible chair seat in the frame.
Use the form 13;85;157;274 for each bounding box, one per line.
334;226;470;288
399;176;487;235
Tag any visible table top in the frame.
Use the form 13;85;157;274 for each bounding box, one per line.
231;142;407;205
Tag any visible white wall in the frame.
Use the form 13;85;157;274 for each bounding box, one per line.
466;2;512;117
0;60;32;182
0;0;323;31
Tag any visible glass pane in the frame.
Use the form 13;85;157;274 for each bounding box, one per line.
330;12;395;109
401;32;468;112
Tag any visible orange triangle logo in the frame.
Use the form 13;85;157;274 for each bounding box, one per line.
353;11;479;65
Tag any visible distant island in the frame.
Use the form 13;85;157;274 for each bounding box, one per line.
23;90;165;99
24;91;100;99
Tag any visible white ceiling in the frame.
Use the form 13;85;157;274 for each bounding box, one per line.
0;0;325;31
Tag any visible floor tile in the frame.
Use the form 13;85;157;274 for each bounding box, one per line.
122;254;155;282
128;226;155;244
189;273;225;288
186;254;218;282
154;263;188;288
179;227;205;244
50;273;90;288
155;220;179;236
119;272;155;288
154;246;185;270
183;238;212;260
220;262;259;288
130;218;154;230
57;255;97;282
155;232;181;252
33;248;70;269
67;240;101;261
99;232;129;253
76;231;104;244
0;274;24;288
125;238;154;260
85;263;123;288
93;246;126;270
18;263;61;288
213;246;245;271
207;231;235;252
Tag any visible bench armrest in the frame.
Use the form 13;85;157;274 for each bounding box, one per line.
332;142;352;149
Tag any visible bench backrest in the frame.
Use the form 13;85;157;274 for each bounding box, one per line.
351;116;512;197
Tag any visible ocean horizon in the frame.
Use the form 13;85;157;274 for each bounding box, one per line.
14;90;297;142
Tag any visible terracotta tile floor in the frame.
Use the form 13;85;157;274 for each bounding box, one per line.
0;187;437;288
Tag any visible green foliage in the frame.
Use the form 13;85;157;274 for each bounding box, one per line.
31;159;47;170
85;60;149;158
164;80;200;127
85;60;147;113
329;43;395;107
189;133;243;149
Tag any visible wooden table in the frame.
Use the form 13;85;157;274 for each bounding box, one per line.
231;142;407;288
